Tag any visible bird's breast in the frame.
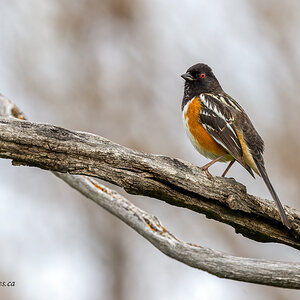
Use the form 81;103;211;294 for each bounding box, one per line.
182;96;231;160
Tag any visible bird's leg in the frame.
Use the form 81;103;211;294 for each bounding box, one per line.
201;155;226;179
221;160;235;177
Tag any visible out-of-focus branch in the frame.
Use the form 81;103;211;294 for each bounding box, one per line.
56;173;300;289
0;94;299;251
0;93;300;289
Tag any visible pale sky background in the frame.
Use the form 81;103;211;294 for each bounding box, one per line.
0;1;299;299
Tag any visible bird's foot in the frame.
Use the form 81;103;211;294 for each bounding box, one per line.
201;166;213;179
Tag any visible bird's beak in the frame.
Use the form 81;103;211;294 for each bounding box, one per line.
181;72;194;81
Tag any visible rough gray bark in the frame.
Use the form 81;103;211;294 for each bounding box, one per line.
0;116;299;249
0;93;300;289
55;173;300;289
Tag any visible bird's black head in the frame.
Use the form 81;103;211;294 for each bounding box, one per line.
181;63;223;106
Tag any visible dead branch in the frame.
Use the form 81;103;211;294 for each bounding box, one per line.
0;93;300;289
55;172;300;289
0;114;299;247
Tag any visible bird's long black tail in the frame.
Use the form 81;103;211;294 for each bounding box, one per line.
254;158;291;229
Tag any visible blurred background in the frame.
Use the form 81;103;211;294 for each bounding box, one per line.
0;0;299;299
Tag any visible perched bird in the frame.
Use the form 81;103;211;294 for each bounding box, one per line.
181;63;291;229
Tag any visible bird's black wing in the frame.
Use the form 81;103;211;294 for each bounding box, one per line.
199;93;254;176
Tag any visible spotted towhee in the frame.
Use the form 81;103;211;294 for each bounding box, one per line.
181;63;291;229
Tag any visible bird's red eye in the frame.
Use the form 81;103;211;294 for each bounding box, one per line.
200;73;206;78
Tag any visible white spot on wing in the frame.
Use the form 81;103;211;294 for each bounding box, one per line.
200;94;229;122
203;93;243;113
230;134;240;148
226;122;238;139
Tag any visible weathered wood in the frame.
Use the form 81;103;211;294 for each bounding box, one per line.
0;116;299;249
55;173;300;289
0;93;300;289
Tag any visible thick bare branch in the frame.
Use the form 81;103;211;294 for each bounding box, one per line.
0;93;300;289
0;110;299;250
